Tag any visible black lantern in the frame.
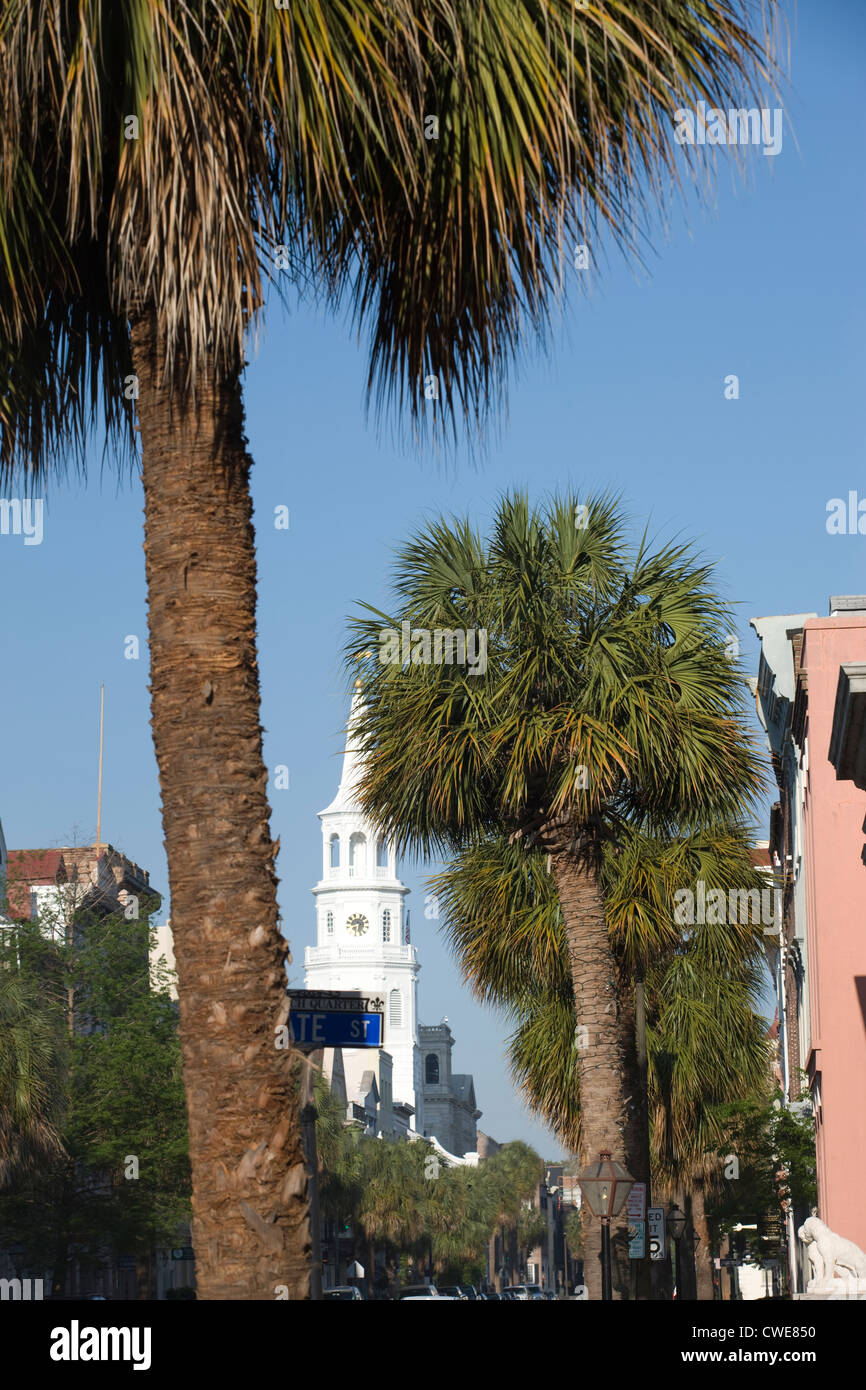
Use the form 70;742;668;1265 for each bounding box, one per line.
668;1204;687;1239
668;1205;690;1299
577;1152;635;1300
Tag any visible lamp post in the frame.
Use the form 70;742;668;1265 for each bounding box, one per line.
546;1184;557;1294
577;1152;635;1301
668;1204;687;1299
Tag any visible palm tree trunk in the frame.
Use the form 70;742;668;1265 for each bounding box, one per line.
129;309;309;1300
550;854;647;1300
691;1183;715;1300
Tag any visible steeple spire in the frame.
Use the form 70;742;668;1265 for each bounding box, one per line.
319;684;366;817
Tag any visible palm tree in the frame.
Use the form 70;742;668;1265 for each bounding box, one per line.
431;819;771;1296
480;1142;544;1290
0;967;66;1187
648;922;770;1298
346;492;764;1295
0;5;779;1297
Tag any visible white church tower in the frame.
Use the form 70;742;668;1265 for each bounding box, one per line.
304;685;423;1132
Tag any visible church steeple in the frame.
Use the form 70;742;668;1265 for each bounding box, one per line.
318;682;365;818
306;691;422;1133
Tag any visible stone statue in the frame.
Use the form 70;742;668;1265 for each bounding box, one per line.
797;1216;866;1294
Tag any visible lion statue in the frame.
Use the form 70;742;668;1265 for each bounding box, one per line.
798;1216;866;1284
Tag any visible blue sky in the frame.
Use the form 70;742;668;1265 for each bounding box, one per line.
1;2;863;1156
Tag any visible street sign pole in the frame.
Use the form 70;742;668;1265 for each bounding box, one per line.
288;990;383;1298
301;1049;324;1301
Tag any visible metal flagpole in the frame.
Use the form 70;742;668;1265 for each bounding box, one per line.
96;683;105;849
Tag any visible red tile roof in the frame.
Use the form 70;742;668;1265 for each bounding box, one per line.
3;849;70;919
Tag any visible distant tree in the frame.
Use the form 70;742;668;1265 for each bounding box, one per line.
707;1089;816;1263
313;1090;544;1293
0;909;190;1296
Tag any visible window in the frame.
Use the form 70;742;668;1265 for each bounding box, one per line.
425;1054;440;1085
349;832;366;875
376;838;388;868
326;911;334;936
382;909;391;943
329;834;340;868
389;989;402;1029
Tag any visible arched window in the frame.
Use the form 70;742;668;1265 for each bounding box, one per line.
349;832;366;876
376;837;388;868
389;989;402;1029
326;911;334;936
382;909;391;943
425;1054;440;1085
329;834;340;868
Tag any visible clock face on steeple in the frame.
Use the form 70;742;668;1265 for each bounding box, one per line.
346;913;369;937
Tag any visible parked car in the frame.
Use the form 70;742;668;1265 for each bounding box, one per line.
394;1284;455;1300
45;1293;111;1301
524;1284;544;1301
323;1285;363;1301
458;1284;480;1300
436;1285;468;1300
481;1290;502;1301
502;1285;530;1301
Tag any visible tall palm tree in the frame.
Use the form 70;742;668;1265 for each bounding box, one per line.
346;493;764;1294
0;4;779;1298
431;820;771;1296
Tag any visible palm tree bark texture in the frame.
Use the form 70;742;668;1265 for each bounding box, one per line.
690;1185;716;1301
130;309;309;1300
550;853;647;1300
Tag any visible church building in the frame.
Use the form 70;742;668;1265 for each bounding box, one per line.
304;686;481;1161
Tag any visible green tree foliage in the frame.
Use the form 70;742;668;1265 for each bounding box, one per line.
0;968;66;1185
315;1073;544;1284
707;1089;817;1250
430;821;771;1173
564;1206;584;1258
0;911;190;1286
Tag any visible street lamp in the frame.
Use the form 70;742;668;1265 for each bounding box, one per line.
577;1152;635;1301
670;1206;697;1301
668;1205;687;1299
668;1204;686;1239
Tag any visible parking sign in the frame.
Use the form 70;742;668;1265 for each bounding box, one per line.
647;1206;666;1261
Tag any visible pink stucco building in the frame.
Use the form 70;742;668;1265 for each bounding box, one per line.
752;597;866;1273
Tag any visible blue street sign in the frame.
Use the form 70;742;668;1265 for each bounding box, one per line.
287;990;384;1049
289;1009;382;1047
